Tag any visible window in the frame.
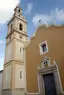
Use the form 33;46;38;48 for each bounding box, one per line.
39;41;48;55
6;71;8;81
18;9;20;12
20;47;21;53
19;23;23;31
20;71;22;79
41;43;47;52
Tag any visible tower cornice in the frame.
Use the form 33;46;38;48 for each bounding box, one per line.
4;60;24;66
6;37;28;46
14;15;27;23
8;14;27;26
6;28;28;39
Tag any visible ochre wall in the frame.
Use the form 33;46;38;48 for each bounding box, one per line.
26;25;64;93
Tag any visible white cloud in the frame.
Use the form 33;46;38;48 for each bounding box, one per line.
32;13;51;26
0;0;20;24
0;40;5;44
32;8;64;26
25;3;33;15
0;57;4;70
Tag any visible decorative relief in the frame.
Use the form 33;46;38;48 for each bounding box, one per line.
38;57;51;69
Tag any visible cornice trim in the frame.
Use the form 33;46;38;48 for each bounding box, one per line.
7;14;27;25
6;29;28;39
4;60;24;65
27;24;64;48
32;24;64;39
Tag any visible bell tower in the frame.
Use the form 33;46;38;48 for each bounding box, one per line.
2;6;28;95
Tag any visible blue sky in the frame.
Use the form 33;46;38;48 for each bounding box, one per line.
0;0;64;70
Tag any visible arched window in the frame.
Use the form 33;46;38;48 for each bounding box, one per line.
19;23;23;31
18;9;20;12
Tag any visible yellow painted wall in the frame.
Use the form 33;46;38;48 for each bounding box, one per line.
26;25;64;93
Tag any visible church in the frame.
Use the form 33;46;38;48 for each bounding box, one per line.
0;6;64;95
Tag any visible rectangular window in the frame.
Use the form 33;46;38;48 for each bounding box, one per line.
41;43;47;52
6;72;8;81
20;71;22;79
39;41;48;55
20;47;21;53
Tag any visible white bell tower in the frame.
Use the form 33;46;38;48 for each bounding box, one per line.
2;6;28;95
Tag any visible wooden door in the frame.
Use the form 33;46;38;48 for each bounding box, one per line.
43;73;57;95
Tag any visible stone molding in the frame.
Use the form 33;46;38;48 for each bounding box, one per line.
38;61;64;95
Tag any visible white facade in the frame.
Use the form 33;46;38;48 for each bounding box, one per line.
15;64;25;88
3;65;11;89
5;43;12;62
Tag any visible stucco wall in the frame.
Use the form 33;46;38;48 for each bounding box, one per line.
0;71;3;95
3;65;11;89
6;34;14;44
14;41;24;61
5;43;12;62
15;64;25;88
8;20;14;34
26;25;64;93
14;32;26;42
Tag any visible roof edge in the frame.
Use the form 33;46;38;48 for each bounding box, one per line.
31;24;64;39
